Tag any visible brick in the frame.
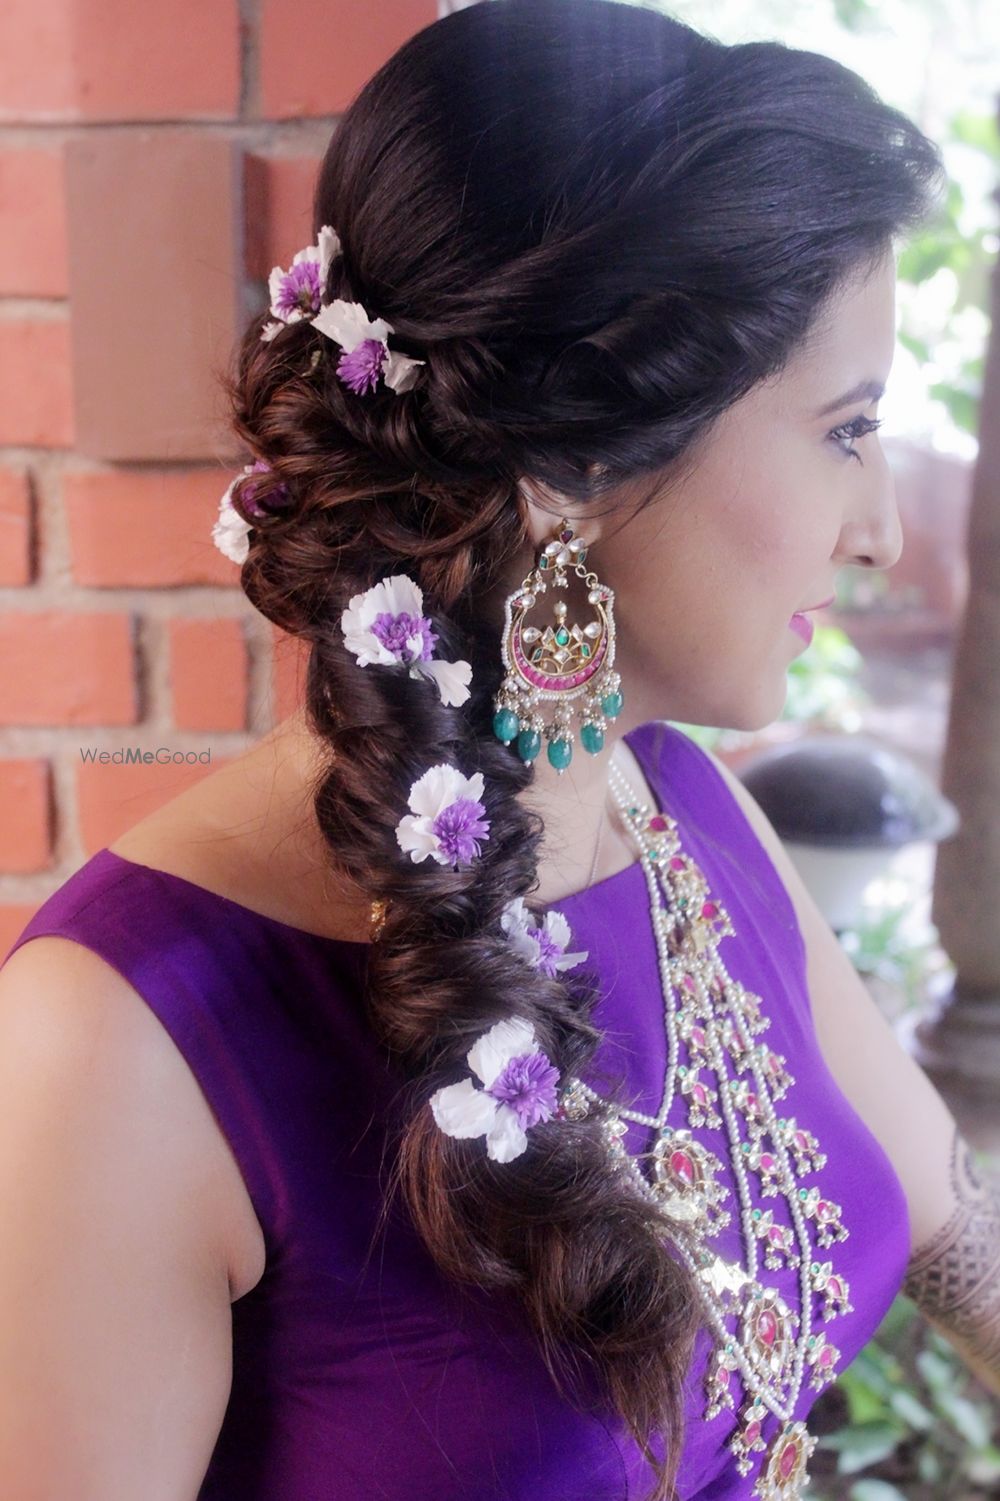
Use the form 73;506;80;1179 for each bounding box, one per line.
0;759;52;872
0;611;136;726
0;320;74;448
77;752;233;855
64;468;239;587
271;624;308;725
66;131;241;461
260;0;437;119
0;0;239;123
0;904;44;965
244;154;323;282
0;149;69;297
0;468;34;587
169;616;248;731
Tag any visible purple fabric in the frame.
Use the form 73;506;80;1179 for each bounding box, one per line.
2;720;910;1500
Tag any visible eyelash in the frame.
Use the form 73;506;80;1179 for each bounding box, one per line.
829;414;883;464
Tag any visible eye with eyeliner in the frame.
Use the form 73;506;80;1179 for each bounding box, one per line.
828;413;883;463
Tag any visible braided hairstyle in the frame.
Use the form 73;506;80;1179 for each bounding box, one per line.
222;3;943;1494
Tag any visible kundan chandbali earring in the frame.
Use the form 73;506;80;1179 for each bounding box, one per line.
492;516;623;774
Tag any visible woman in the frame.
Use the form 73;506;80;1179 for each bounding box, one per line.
2;2;997;1498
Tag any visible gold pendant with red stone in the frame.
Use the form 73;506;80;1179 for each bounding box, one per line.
751;1043;794;1100
678;1009;714;1065
730;1394;770;1475
678;1064;723;1128
728;1078;767;1133
773;1116;827;1175
797;1186;849;1248
650;1126;730;1234
751;1421;817;1499
740;1136;789;1197
704;1342;741;1419
750;1208;801;1271
740;1286;798;1388
804;1331;841;1390
809;1259;853;1320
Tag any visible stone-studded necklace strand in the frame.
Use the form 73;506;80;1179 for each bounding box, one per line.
554;758;854;1500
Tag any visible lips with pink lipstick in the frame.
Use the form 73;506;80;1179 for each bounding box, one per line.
788;594;835;646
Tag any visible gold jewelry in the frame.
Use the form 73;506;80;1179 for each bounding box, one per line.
492;516;623;775
586;796;608;888
558;761;854;1498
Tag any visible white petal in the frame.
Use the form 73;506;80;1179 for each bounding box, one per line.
429;1079;499;1140
467;1017;537;1088
211;480;253;565
394;813;446;864
544;911;572;950
383;352;427;393
311;298;388;350
375;574;425;618
553;948;589;971
290;243;321;267
407;763;470;819
411;658;473;707
486;1104;529;1163
260;320;284;343
317;224;341;284
500;897;534;939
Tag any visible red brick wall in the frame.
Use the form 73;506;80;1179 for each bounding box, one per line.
0;0;439;952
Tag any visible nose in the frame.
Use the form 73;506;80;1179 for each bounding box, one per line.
834;447;903;571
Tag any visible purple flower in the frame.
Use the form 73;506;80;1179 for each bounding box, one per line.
487;1051;560;1130
370;610;439;664
336;337;388;395
431;797;491;867
241;458;291;519
271;259;322;320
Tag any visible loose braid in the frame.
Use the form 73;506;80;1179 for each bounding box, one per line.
221;3;944;1494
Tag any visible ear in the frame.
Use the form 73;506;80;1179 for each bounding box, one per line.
516;468;609;550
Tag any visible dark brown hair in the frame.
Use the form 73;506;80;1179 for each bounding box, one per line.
223;3;943;1494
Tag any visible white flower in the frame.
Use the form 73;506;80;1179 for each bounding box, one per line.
211;468;254;564
311;297;426;393
429;1018;553;1163
500;897;589;977
264;224;342;335
395;763;489;868
340;573;472;707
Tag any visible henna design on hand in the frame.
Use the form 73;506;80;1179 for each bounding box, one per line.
903;1128;1000;1375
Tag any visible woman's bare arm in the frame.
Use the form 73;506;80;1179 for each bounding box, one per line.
702;743;1000;1398
0;936;237;1499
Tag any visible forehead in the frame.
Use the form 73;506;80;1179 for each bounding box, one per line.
787;251;897;403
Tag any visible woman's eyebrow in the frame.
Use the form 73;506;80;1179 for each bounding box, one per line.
816;378;886;416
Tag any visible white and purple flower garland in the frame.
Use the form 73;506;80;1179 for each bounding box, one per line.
395;763;490;868
429;1017;560;1163
340;574;472;707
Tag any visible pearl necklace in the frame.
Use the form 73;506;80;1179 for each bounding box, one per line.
556;758;854;1499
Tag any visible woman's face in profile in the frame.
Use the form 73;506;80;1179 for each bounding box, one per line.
546;250;902;736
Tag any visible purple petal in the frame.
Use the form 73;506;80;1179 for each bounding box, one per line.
431;798;490;867
272;260;321;319
337;338;387;395
241;458;291;519
486;1051;560;1129
370;610;439;664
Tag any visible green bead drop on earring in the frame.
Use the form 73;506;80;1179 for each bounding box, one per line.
601;690;624;720
580;722;605;755
493;707;520;745
547;737;573;772
517;727;542;763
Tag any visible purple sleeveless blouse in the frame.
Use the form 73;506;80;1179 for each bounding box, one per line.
2;720;910;1500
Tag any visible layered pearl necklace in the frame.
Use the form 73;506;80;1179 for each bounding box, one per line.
555;757;855;1500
